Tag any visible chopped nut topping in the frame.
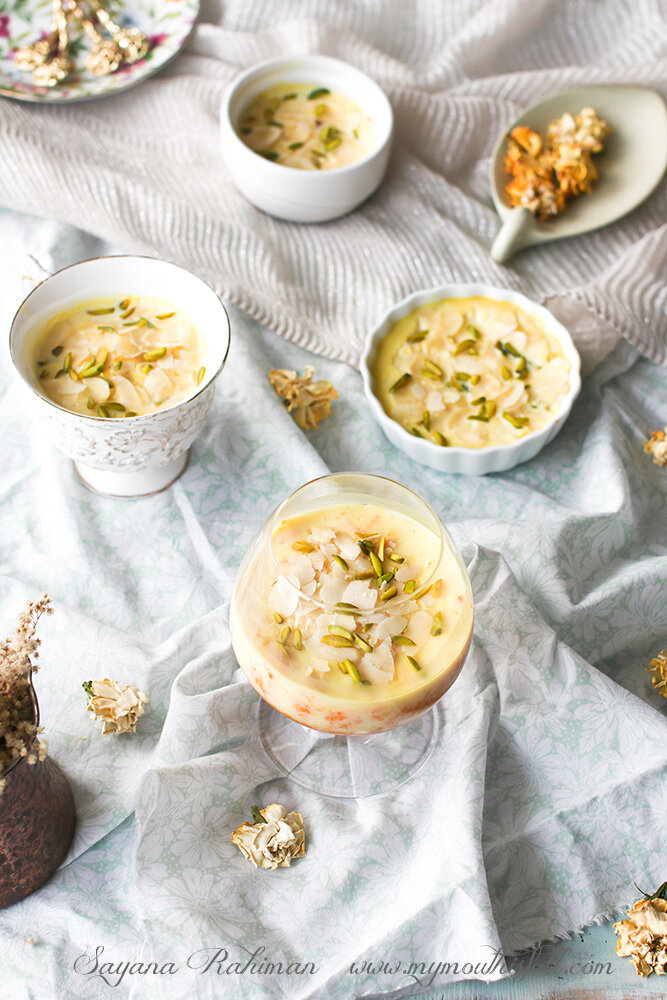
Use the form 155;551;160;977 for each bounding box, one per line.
644;428;667;467
83;678;148;735
269;366;337;430
231;803;306;869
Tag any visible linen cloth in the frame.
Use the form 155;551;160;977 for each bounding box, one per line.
0;215;666;1000
0;1;666;374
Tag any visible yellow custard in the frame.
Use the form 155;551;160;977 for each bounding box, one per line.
34;296;206;418
238;83;375;170
372;296;571;448
230;501;473;734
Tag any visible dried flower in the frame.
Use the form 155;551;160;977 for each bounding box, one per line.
644;428;667;467
505;107;609;220
269;366;337;430
614;882;667;977
83;678;148;735
231;803;306;869
0;595;53;785
647;650;667;699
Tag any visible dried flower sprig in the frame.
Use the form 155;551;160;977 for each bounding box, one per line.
269;366;338;430
0;595;53;788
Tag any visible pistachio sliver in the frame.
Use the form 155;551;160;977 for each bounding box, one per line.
308;87;331;99
63;352;72;373
294;628;303;651
392;635;416;646
353;634;372;653
502;412;528;429
321;634;355;648
345;660;361;684
328;625;353;640
389;372;412;393
51;345;63;356
119;298;131;310
103;402;125;412
273;612;284;624
431;611;443;636
143;348;167;362
335;602;360;613
454;338;478;355
196;367;206;385
406;329;429;343
155;312;175;320
331;554;349;571
407;655;421;672
87;307;114;316
403;579;416;593
370;551;383;577
379;585;397;601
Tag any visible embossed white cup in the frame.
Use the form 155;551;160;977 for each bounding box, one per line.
9;256;231;498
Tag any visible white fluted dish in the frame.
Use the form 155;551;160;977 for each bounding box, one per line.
9;256;230;497
220;55;394;223
360;283;581;476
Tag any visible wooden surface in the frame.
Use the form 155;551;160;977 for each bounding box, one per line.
403;922;665;1000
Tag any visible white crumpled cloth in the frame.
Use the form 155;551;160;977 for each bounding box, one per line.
0;216;666;1000
0;0;665;372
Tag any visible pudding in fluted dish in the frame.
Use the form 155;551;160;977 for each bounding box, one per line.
372;295;571;449
230;475;473;735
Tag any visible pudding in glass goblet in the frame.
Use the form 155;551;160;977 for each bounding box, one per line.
230;473;473;795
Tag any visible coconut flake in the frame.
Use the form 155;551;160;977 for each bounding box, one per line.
342;580;378;610
335;534;360;563
372;615;408;642
360;642;395;684
270;574;301;617
318;578;348;607
426;391;445;413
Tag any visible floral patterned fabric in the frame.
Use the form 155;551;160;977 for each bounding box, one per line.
0;215;666;999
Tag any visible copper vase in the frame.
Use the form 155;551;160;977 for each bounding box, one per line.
0;684;76;908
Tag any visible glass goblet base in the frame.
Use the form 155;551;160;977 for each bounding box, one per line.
257;701;440;799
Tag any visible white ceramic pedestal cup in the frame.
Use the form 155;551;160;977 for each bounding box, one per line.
220;55;394;223
9;256;231;498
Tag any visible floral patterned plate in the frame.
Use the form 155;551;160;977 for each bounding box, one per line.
0;0;199;102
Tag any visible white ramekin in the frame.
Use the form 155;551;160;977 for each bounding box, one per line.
360;283;582;475
220;55;394;223
9;256;231;498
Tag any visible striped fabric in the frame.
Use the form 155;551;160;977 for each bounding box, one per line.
0;0;664;370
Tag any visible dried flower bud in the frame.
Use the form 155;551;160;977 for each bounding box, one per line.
644;428;667;468
83;678;148;735
231;803;306;869
614;894;667;977
269;366;337;430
